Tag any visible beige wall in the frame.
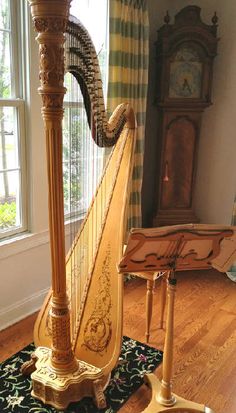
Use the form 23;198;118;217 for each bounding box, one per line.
143;0;236;225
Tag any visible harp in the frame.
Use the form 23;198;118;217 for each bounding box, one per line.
24;1;136;409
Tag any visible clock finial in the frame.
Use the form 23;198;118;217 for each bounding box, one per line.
212;11;218;26
164;11;170;25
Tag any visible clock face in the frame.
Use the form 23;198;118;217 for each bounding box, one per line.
169;46;203;99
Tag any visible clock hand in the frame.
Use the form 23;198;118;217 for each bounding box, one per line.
182;78;192;94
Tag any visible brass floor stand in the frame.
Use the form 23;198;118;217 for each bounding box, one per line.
141;272;214;413
119;224;236;413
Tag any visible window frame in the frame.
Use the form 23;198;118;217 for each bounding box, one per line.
0;0;28;240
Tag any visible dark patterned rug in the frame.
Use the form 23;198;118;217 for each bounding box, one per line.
0;336;163;412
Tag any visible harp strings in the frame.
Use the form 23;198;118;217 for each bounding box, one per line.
64;17;131;343
65;107;128;346
64;76;106;340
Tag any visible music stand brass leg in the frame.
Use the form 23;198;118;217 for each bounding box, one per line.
142;374;213;412
141;274;214;413
160;272;168;329
146;280;155;342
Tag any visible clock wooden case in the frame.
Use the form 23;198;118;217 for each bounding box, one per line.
153;6;218;226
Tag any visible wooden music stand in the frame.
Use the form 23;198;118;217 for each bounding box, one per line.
119;224;236;413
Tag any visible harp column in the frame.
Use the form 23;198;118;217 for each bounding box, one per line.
27;2;107;410
28;1;77;372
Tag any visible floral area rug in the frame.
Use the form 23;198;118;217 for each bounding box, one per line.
0;336;163;412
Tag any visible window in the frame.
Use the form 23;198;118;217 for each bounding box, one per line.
0;0;108;236
63;0;109;218
0;0;27;239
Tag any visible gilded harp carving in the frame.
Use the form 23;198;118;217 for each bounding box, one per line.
25;1;136;409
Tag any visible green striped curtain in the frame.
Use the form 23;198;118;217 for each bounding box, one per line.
227;197;236;282
107;0;149;230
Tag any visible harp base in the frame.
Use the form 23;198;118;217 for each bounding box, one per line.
141;374;214;413
31;347;107;410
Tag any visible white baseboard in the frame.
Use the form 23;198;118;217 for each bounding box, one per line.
0;287;49;331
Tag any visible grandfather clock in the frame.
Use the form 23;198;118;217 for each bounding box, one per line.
153;6;218;226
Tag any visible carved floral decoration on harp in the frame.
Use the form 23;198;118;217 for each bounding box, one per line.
83;244;112;353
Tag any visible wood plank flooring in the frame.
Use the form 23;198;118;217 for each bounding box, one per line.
1;269;236;413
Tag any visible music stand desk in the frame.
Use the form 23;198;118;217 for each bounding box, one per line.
119;224;236;413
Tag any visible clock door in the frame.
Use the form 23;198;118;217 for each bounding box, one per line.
161;117;196;210
153;111;201;227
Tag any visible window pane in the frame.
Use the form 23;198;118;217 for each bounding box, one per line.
0;1;26;239
63;105;81;216
0;106;21;234
0;30;11;98
63;77;104;217
70;0;108;54
0;0;10;30
63;1;108;219
70;0;108;90
64;73;82;104
0;106;19;170
63;103;88;216
0;170;21;231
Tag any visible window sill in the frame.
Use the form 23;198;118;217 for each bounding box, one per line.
0;217;83;260
0;231;50;260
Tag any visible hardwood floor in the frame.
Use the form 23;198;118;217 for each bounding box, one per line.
1;269;236;413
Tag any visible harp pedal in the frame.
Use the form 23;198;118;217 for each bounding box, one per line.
93;379;107;409
21;352;38;375
30;346;106;410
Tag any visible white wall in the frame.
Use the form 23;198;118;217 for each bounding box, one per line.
143;0;236;225
192;0;236;224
